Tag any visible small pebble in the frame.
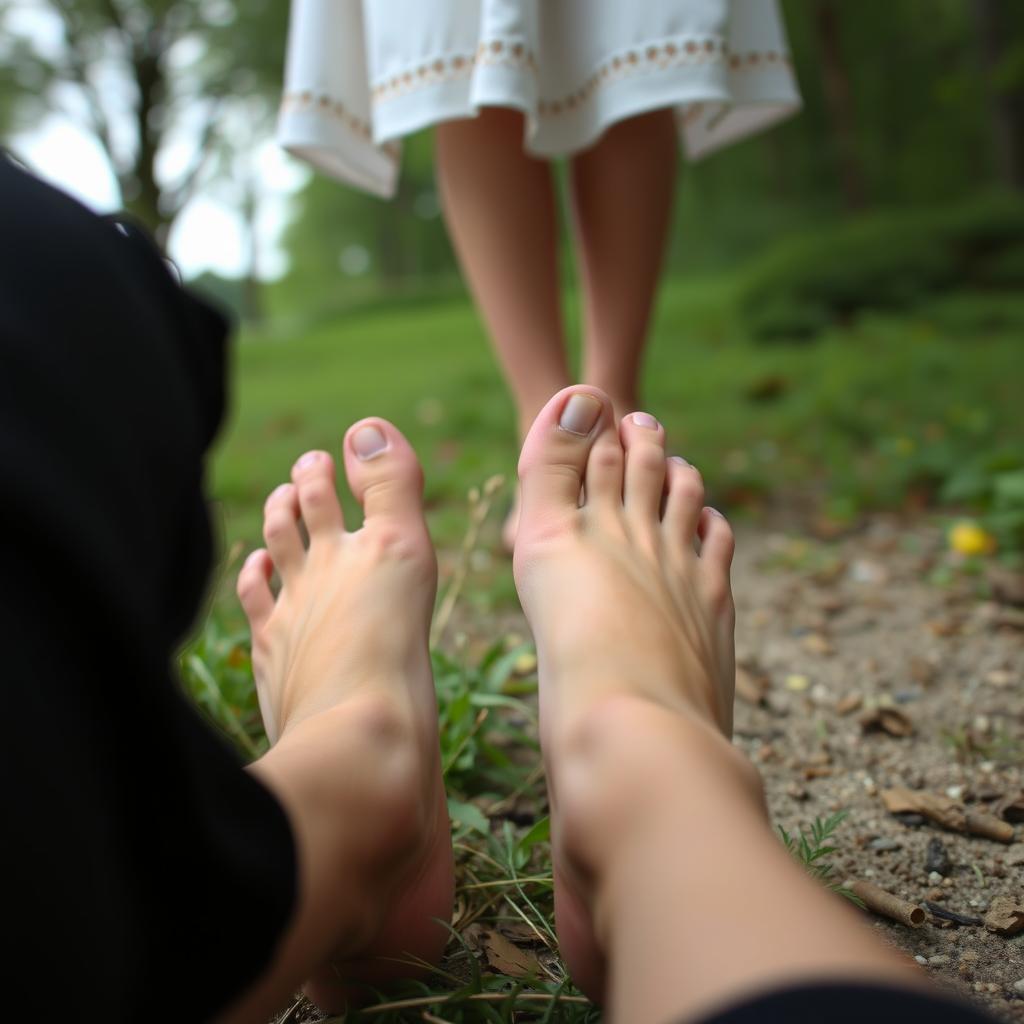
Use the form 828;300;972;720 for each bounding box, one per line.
869;837;903;852
928;871;944;885
926;837;952;876
946;785;964;801
928;954;950;967
915;955;928;966
1013;978;1024;996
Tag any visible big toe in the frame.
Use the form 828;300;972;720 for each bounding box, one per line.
342;418;426;529
517;386;615;536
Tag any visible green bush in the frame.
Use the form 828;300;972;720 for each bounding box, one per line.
740;197;1024;342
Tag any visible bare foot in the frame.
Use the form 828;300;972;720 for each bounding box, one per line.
504;397;641;554
511;386;736;1000
236;420;453;1011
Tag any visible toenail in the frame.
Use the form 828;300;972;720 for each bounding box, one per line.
353;424;388;460
632;412;658;430
267;483;293;503
296;451;322;470
670;456;691;466
559;393;602;436
707;506;725;518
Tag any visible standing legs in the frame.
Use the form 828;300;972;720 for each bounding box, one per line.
435;109;571;440
570;109;678;421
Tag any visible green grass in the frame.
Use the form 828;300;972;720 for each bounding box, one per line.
189;271;1024;1020
212;274;1024;570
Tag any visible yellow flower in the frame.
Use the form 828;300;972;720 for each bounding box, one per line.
949;521;996;556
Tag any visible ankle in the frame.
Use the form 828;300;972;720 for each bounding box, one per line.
548;695;763;874
261;693;438;862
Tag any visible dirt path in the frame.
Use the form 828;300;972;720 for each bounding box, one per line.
726;517;1023;1020
452;514;1024;1019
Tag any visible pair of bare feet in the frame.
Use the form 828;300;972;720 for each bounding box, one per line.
235;385;737;1011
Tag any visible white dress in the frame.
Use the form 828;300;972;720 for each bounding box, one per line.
277;0;802;198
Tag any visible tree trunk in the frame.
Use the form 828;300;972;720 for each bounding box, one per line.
240;175;264;325
971;0;1024;191
126;44;170;244
814;0;868;211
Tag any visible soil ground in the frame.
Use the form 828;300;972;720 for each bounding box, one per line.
277;513;1023;1023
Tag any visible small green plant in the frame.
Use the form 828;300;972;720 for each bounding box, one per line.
778;810;863;906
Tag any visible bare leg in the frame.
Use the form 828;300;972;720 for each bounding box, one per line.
436;108;571;439
570;111;677;421
222;422;454;1022
513;388;926;1021
436;109;571;548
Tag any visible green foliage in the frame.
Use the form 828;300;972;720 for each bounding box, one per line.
434;640;538;800
778;810;862;905
179;611;266;759
739;197;1024;341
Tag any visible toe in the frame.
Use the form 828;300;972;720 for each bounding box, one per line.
263;482;304;578
518;386;614;529
697;506;736;608
342;418;426;527
237;548;275;633
291;450;344;536
620;412;668;525
663;456;706;542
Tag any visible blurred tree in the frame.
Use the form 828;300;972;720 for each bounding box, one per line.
971;0;1024;191
0;0;288;244
812;0;867;210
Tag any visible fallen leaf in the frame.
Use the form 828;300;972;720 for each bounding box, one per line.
984;896;1024;936
735;666;770;706
859;706;914;738
992;790;1024;823
476;927;541;977
880;787;1015;843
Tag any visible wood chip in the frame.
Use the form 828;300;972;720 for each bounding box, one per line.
850;880;925;928
983;895;1024;936
858;706;914;738
735;665;770;706
881;787;1016;843
836;692;863;716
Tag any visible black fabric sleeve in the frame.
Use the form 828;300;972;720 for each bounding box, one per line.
0;153;295;1021
694;982;1002;1024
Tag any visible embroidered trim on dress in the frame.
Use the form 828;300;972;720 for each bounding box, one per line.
279;38;793;139
279;91;401;158
367;36;793;116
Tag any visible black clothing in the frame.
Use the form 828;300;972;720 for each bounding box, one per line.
0;154;295;1021
697;982;1003;1024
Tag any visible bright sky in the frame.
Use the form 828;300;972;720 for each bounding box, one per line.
13;115;307;281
